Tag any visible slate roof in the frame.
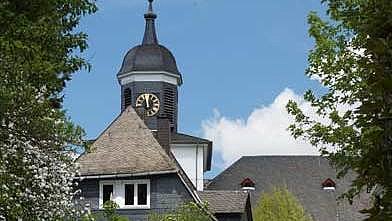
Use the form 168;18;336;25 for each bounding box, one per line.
77;106;177;176
118;44;180;76
76;107;212;217
206;156;371;221
171;133;211;144
117;0;181;76
198;191;249;214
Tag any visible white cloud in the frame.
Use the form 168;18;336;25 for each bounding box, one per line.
202;88;321;167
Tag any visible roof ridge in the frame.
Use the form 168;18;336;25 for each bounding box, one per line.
200;190;247;193
77;106;177;176
241;155;323;158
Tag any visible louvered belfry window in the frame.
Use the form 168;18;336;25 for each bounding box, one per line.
163;87;175;123
124;88;132;108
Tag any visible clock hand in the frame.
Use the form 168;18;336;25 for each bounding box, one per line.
145;94;150;108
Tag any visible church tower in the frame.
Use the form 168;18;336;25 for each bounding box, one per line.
117;0;182;132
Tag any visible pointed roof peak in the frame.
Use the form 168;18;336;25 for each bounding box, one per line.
143;0;158;45
77;106;177;176
118;0;182;78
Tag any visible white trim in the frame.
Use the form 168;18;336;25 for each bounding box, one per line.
99;179;151;210
170;144;206;190
241;187;255;191
118;70;181;79
118;71;182;85
77;170;177;179
99;180;116;209
323;186;336;190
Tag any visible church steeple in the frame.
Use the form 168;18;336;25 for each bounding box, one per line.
117;0;182;132
142;0;158;45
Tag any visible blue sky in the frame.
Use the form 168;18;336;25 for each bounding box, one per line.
64;0;326;177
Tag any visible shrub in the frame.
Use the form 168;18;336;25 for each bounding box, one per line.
254;187;313;221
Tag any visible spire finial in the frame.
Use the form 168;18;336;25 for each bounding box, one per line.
145;0;156;18
142;0;158;45
147;0;154;14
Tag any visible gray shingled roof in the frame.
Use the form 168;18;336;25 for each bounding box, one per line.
171;133;211;144
206;156;370;221
77;106;177;176
117;1;181;76
198;191;249;214
118;44;180;76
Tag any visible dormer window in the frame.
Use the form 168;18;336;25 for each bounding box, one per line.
99;180;150;209
240;177;255;191
322;178;336;190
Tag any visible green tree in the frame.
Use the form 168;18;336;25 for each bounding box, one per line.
0;0;96;220
253;187;313;221
286;0;392;220
149;202;212;221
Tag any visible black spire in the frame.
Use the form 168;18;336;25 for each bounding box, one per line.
142;0;158;45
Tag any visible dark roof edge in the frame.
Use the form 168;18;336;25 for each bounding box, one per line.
167;150;199;201
175;172;217;221
241;155;323;158
75;169;178;179
200;190;248;193
171;133;212;144
170;152;218;221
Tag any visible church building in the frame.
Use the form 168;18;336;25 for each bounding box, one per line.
76;1;371;221
76;1;252;220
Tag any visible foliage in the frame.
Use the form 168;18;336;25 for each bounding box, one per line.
0;0;97;220
253;187;313;221
81;212;97;221
286;0;392;220
79;201;129;221
101;201;129;221
149;202;211;221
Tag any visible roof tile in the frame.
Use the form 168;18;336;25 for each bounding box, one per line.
77;106;177;176
198;191;249;214
207;156;370;221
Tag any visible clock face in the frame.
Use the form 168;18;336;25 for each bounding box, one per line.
135;93;160;117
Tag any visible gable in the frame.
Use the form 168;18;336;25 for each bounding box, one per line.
77;106;177;177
